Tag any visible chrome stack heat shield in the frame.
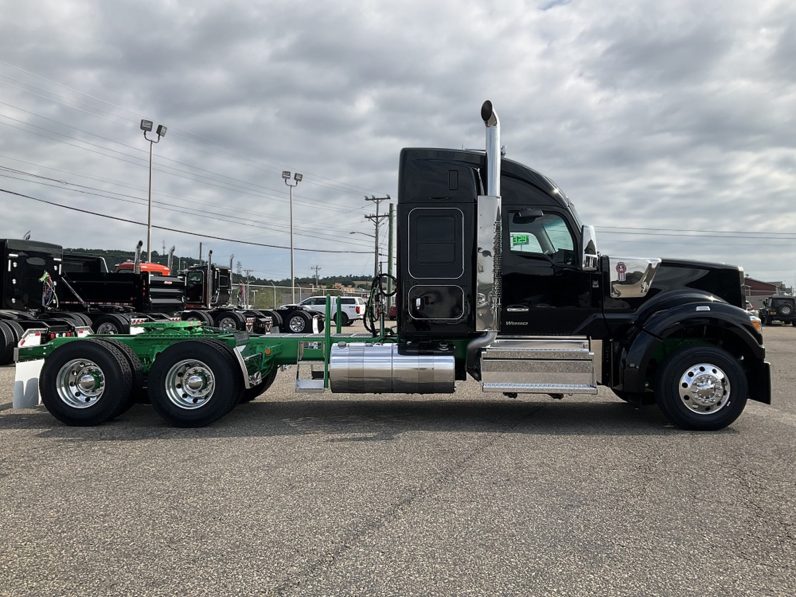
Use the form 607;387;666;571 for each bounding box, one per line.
475;100;502;332
329;343;455;394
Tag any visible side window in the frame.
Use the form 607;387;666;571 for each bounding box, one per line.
508;211;575;265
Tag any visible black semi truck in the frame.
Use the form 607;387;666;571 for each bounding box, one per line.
0;238;184;362
18;101;769;431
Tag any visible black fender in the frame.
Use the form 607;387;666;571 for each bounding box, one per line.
621;302;770;403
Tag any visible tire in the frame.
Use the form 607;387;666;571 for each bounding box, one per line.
2;319;24;344
39;340;132;426
338;313;351;327
212;310;246;331
655;346;748;431
0;321;15;365
90;338;146;412
778;304;792;316
148;340;242;427
240;368;278;403
69;313;94;328
183;310;214;326
92;313;129;335
285;310;312;333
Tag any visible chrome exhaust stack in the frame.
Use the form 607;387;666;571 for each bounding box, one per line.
167;245;175;272
474;100;502;333
481;100;501;196
133;240;143;274
206;249;213;308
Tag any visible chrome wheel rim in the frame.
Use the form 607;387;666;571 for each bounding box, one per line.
678;362;731;415
288;315;305;332
56;359;105;409
96;322;119;334
217;317;237;331
164;359;215;410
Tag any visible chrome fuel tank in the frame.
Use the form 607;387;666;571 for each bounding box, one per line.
329;343;455;394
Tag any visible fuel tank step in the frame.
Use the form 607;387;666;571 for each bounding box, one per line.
480;336;597;394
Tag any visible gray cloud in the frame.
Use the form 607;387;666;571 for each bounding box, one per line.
0;0;793;283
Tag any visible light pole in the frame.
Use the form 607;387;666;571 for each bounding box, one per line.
140;119;167;263
282;170;303;302
350;230;379;279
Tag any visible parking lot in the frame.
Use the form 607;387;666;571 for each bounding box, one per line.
1;325;794;596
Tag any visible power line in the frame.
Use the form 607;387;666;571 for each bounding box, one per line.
0;169;375;249
0;61;384;196
0;187;372;254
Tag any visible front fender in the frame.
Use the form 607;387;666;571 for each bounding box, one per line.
620;303;770;403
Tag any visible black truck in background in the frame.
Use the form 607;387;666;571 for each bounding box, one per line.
0;238;185;363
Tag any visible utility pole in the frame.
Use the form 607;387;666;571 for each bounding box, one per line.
364;195;390;280
387;202;394;309
311;265;322;288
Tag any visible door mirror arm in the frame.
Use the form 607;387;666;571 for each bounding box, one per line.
581;225;599;271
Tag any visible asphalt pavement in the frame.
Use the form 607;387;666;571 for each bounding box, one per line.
0;324;794;596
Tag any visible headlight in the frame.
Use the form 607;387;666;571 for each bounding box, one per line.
749;315;762;332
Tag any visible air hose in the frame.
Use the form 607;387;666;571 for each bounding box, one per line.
363;273;397;336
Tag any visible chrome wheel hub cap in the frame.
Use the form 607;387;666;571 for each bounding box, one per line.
96;322;118;334
218;318;236;331
678;362;731;414
164;359;215;410
289;316;305;332
56;359;105;408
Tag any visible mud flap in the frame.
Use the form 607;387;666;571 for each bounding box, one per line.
13;359;43;408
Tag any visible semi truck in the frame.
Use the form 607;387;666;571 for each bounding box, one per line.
14;101;770;431
0;239;184;363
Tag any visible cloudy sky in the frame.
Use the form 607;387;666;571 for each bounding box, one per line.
0;0;793;284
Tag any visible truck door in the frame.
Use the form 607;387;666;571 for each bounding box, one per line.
501;206;599;335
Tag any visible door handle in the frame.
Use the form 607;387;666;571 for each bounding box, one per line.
506;305;529;313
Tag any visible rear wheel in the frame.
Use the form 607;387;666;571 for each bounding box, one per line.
655;346;748;431
39;340;132;426
0;321;15;365
183;310;214;326
213;310;246;331
286;310;312;333
90;338;146;411
92;313;129;335
148;340;242;427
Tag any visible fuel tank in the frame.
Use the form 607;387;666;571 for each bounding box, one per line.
328;343;455;394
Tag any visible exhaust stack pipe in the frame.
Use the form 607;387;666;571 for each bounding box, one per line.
474;100;502;333
481;100;501;196
167;245;175;272
206;250;213;308
133;240;143;274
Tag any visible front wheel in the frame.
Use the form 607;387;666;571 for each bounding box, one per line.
655;346;748;431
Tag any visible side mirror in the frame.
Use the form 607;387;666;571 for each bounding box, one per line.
512;208;544;223
581;225;599;271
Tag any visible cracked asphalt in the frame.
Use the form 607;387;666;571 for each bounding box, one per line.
0;325;794;596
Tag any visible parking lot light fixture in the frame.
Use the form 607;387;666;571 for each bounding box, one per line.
284;171;303;302
141;119;167;262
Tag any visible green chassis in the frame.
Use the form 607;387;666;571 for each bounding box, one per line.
16;302;470;391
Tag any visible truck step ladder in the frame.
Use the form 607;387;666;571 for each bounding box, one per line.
481;336;598;395
294;340;326;393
